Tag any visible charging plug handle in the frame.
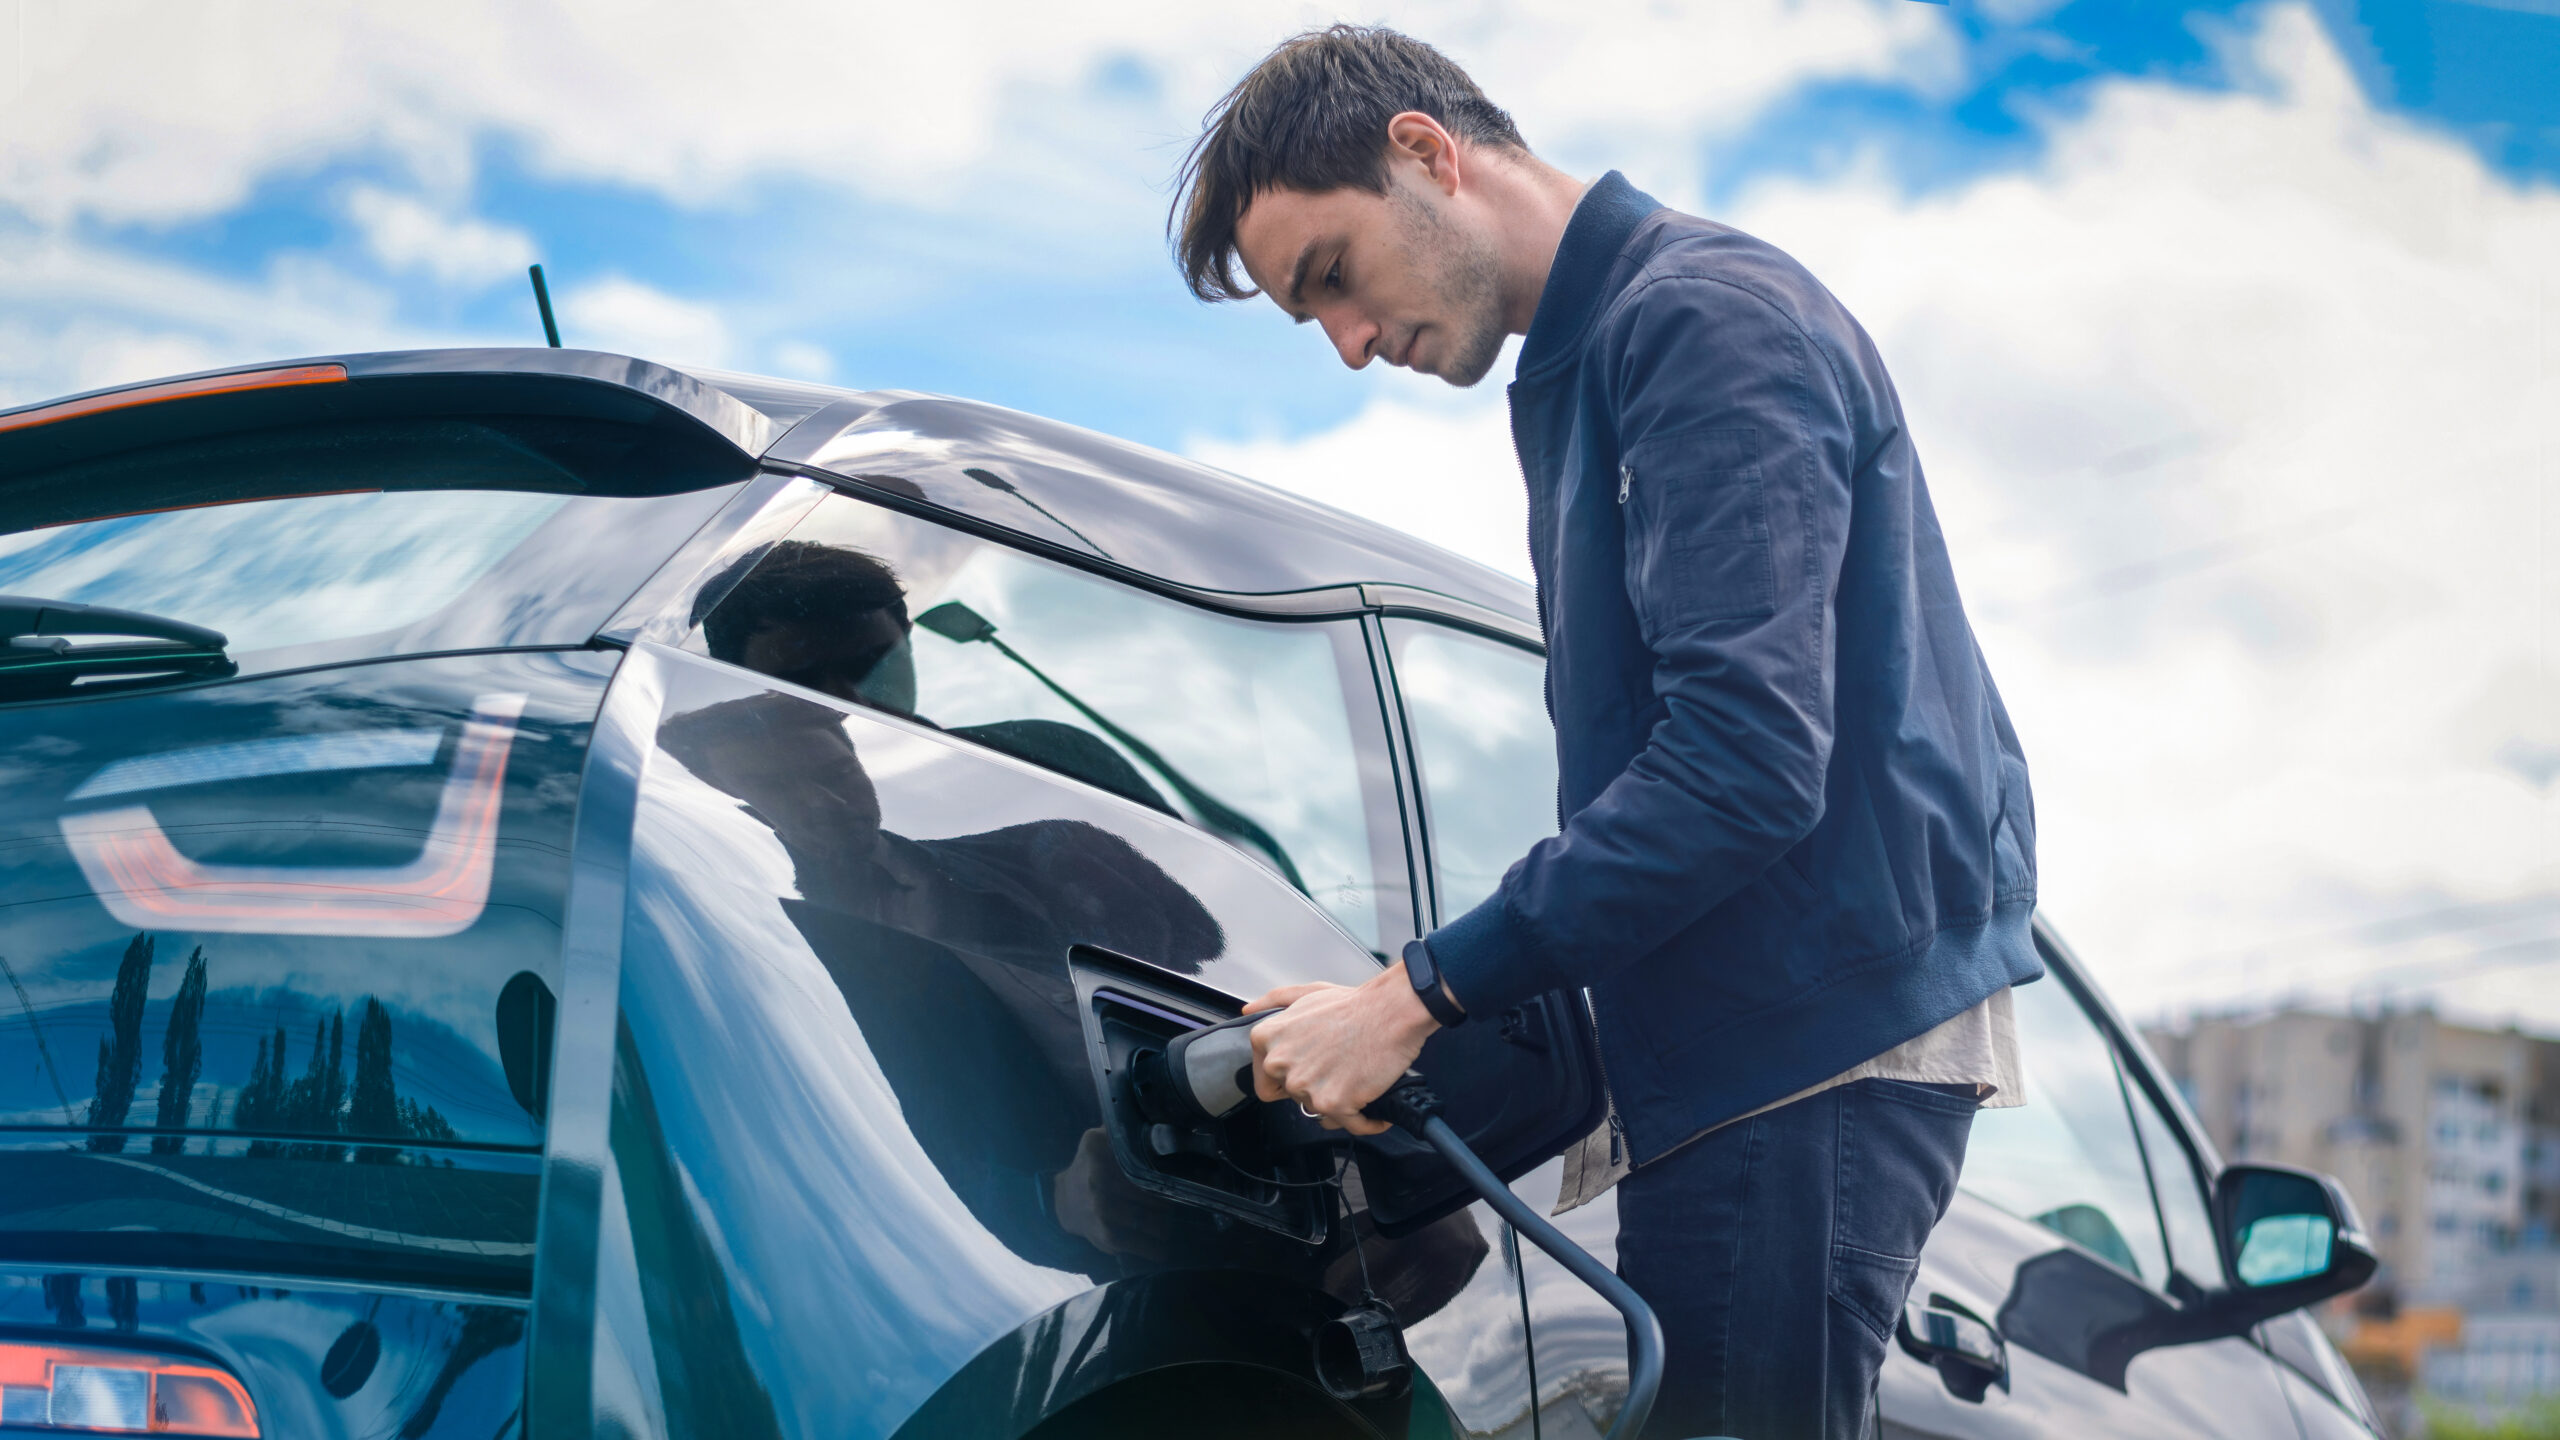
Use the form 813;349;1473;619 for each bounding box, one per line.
1366;1074;1665;1440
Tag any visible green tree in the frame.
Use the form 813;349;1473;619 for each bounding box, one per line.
150;948;208;1154
284;1011;346;1159
234;1024;291;1156
350;997;400;1162
84;934;155;1153
2420;1396;2560;1440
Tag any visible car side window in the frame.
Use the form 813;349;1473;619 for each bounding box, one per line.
2124;1061;2225;1295
1382;620;1557;922
1961;975;2173;1286
695;492;1404;949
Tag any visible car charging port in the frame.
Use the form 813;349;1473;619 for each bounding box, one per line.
1070;954;1336;1244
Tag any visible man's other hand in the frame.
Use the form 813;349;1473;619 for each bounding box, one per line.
1242;962;1444;1136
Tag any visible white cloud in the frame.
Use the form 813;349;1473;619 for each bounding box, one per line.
556;275;733;368
0;0;1955;404
768;340;835;382
345;186;535;288
1190;352;1529;579
0;0;1953;406
0;1;1950;227
1194;4;2560;1029
0;233;438;406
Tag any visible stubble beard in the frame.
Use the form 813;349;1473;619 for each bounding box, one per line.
1392;186;1508;388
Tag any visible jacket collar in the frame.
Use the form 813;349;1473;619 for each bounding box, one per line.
1515;170;1663;381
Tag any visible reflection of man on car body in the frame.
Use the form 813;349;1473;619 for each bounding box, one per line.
1172;28;2043;1438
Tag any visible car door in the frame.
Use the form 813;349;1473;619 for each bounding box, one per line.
555;489;1542;1439
1881;956;2302;1438
2259;1311;2388;1438
1379;617;1624;1436
1378;613;2341;1439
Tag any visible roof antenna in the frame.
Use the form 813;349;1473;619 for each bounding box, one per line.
527;264;563;348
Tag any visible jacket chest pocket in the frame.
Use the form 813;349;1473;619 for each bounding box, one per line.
1620;426;1777;632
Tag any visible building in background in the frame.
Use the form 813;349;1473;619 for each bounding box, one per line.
2146;1008;2560;1419
2145;1008;2560;1301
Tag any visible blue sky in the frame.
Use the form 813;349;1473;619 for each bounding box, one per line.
8;1;2548;447
3;0;2556;1027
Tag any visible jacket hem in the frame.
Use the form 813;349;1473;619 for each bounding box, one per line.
1614;899;2043;1166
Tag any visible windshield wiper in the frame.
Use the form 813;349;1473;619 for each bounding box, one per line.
0;595;235;700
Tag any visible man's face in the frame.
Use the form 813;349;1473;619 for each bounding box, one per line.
1235;164;1507;387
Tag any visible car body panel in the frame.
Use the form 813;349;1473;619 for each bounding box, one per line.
763;391;1533;623
0;651;614;1307
539;644;1532;1439
0;349;773;476
0;1266;527;1439
1877;1193;2302;1438
0;349;2385;1439
1512;927;2379;1439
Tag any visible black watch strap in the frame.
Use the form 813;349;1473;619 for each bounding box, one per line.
1401;939;1468;1028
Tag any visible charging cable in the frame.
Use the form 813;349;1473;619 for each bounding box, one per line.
1363;1074;1664;1440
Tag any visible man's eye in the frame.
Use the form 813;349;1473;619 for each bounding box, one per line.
1325;262;1342;290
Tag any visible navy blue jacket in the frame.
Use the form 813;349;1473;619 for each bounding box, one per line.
1425;174;2043;1164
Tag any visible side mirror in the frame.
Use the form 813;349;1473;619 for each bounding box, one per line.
2208;1163;2377;1323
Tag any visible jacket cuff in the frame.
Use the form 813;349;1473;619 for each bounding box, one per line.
1426;892;1558;1017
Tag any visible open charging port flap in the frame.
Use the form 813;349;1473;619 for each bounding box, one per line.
1070;948;1335;1245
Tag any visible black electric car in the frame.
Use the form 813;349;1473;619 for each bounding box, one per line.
0;350;2381;1439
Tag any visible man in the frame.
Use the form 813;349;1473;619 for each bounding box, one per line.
1171;27;2043;1439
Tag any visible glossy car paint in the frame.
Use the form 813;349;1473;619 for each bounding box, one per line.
0;350;2382;1439
764;390;1536;635
528;644;1532;1439
0;1268;527;1438
0;653;616;1292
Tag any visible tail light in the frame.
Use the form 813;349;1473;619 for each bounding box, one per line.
0;363;346;435
0;1341;257;1436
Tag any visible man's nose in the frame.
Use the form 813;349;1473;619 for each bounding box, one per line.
1322;312;1378;370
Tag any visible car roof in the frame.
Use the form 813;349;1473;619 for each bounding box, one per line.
0;349;1534;634
707;376;1536;629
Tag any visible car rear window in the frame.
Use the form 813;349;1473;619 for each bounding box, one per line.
0;418;746;683
0;489;572;654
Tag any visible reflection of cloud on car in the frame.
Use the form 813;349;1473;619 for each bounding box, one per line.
0;350;2385;1440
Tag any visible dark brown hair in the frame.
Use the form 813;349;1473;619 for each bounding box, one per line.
695;540;907;662
1171;26;1526;303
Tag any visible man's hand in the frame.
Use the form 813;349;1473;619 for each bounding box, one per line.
1243;961;1445;1136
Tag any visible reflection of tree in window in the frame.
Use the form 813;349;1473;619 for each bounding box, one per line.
83;933;154;1152
149;947;207;1154
236;1000;455;1158
76;934;459;1161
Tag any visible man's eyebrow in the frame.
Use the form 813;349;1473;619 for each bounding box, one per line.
1285;237;1321;312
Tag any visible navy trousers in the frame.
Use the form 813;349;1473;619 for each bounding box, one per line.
1615;1077;1979;1440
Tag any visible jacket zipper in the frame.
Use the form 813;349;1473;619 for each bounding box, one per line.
1587;989;1623;1166
1515;388;1622;1168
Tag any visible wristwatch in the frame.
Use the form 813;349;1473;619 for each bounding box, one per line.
1400;939;1468;1029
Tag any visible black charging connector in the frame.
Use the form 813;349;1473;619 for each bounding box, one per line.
1113;996;1674;1440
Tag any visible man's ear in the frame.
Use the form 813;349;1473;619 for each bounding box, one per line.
1385;111;1464;197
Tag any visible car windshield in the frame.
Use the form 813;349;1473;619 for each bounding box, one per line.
0;490;571;654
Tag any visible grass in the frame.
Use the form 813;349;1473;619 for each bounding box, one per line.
2421;1397;2560;1439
